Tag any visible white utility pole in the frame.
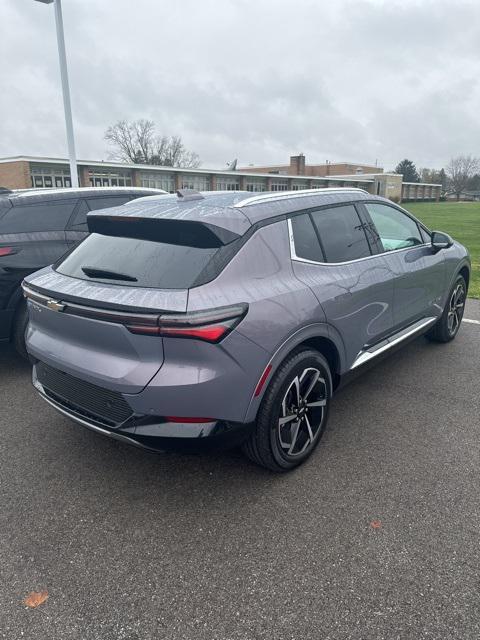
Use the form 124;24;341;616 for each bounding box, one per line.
35;0;79;187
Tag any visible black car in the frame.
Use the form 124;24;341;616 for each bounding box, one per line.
0;187;166;357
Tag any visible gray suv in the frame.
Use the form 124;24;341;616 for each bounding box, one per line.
23;189;470;471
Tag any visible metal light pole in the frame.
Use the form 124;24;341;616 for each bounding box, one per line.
35;0;79;187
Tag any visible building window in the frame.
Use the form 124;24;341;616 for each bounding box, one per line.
88;169;132;187
245;179;267;192
140;172;175;192
181;175;210;191
271;179;289;191
216;177;240;191
30;166;72;188
291;180;309;191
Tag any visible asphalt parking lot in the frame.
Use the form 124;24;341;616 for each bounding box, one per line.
1;301;479;640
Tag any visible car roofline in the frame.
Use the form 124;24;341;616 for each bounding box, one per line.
233;187;370;208
8;187;167;199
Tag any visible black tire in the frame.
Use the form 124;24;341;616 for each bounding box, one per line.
12;300;29;360
426;275;466;343
242;348;332;472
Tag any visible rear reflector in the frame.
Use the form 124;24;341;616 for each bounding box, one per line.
254;364;272;397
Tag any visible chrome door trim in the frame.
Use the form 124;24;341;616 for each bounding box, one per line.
350;317;437;370
287;218;430;267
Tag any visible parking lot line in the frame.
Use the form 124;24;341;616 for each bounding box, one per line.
463;318;480;325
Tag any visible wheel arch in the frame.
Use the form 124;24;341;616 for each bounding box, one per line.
244;323;345;423
459;265;470;292
4;285;25;340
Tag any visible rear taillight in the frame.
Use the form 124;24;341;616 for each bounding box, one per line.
0;246;17;257
126;304;248;343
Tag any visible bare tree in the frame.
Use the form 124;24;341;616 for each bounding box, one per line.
105;120;200;168
150;135;200;168
446;155;480;200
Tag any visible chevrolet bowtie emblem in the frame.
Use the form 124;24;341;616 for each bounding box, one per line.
46;299;65;312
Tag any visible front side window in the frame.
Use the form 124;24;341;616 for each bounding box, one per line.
365;203;423;252
420;226;431;243
310;205;371;263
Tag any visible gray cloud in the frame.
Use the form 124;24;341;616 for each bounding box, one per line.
1;0;479;170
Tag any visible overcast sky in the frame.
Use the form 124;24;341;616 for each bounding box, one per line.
1;0;479;171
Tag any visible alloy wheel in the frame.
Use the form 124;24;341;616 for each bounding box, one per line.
277;367;327;458
447;283;465;336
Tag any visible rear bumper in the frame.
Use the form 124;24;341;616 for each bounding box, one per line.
32;366;254;453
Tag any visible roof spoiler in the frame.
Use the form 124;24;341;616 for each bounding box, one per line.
87;215;239;247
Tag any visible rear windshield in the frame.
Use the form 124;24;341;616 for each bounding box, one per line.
56;233;222;289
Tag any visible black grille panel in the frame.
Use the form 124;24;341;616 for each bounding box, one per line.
36;362;133;427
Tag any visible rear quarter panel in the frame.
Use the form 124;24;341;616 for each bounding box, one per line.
187;221;328;420
187;220;326;356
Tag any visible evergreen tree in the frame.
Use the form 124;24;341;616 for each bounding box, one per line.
394;159;420;183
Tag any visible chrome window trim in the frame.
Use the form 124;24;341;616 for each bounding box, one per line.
287;218;430;267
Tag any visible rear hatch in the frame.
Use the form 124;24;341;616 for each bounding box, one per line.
24;212;243;394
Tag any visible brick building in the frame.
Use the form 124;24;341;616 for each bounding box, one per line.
0;155;441;202
239;154;381;177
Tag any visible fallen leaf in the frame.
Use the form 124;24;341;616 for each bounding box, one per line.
23;591;48;608
370;520;382;529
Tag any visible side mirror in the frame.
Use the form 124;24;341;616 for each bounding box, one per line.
431;230;453;251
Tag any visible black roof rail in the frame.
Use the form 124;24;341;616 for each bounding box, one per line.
0;187;13;194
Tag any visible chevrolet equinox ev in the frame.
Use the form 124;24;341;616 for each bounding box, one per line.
22;188;470;471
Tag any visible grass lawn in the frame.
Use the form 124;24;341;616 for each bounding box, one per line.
403;201;480;298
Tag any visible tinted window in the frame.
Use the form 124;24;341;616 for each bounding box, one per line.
87;196;134;211
310;205;371;262
56;233;222;289
365;203;423;251
68;200;89;229
290;214;323;261
0;200;76;232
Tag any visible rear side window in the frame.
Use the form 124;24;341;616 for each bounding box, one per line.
290;214;324;262
0;200;76;232
68;200;89;229
310;205;371;263
365;203;423;252
87;196;135;211
56;232;224;289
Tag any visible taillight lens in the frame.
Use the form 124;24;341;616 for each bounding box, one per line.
126;303;248;343
0;246;17;257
